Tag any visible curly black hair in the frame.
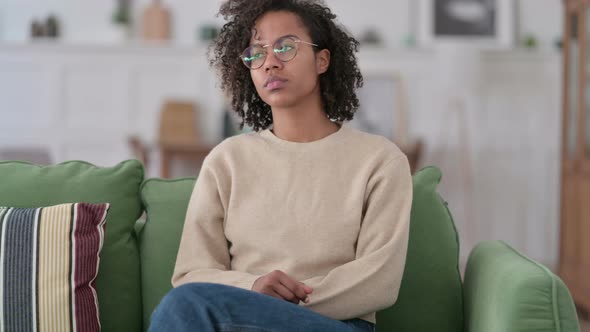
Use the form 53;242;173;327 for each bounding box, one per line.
210;0;363;131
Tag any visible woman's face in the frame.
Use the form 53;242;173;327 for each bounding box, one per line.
247;11;330;109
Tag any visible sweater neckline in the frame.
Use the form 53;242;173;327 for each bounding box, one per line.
259;123;348;151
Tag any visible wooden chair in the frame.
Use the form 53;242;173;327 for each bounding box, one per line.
158;101;200;146
128;100;213;178
401;139;424;174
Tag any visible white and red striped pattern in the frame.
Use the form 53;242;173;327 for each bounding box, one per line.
0;203;109;332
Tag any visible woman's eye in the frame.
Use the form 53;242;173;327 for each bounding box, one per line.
244;53;264;61
274;45;293;53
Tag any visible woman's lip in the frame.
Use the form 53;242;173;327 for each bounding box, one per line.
266;80;287;90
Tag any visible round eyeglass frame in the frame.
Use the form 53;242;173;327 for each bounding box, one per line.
240;36;319;69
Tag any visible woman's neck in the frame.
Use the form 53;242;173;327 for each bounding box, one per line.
270;95;340;143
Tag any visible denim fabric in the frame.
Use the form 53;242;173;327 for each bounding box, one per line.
149;283;375;332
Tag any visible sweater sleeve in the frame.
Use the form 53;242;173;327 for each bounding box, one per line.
172;157;260;290
300;156;412;320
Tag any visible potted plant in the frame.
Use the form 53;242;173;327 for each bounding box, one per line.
109;0;133;42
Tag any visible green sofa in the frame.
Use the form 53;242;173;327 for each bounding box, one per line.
0;159;579;331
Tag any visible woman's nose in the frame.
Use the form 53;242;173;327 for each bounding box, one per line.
264;52;283;72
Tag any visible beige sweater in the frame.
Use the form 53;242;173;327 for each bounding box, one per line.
172;124;412;323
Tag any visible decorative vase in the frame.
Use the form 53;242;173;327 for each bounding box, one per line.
141;0;171;41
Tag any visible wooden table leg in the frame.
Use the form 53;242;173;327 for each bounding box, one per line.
161;149;171;178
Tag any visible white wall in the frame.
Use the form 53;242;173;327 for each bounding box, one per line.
0;0;565;270
0;43;563;271
0;0;562;50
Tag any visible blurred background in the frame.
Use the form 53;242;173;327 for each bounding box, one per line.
1;0;588;326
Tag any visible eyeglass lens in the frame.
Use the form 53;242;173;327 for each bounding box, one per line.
242;37;298;69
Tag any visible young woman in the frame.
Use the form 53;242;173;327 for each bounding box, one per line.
149;0;412;331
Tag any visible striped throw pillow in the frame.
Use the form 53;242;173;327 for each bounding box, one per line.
0;203;109;332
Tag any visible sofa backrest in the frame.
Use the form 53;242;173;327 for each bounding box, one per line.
376;166;464;331
138;177;196;330
0;160;145;332
138;166;464;331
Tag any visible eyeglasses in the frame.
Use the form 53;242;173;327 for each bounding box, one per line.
240;35;318;70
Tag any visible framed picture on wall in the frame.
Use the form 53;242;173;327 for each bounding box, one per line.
349;72;408;146
418;0;514;48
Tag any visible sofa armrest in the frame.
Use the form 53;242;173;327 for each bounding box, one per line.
464;241;579;332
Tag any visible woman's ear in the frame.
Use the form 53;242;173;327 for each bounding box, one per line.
316;49;331;74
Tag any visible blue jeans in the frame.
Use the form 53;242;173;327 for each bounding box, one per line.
148;283;376;332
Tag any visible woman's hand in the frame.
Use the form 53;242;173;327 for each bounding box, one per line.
252;270;313;304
